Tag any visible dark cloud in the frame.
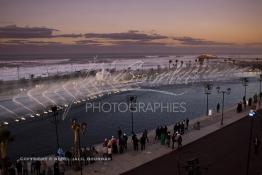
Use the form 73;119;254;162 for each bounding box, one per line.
25;41;62;45
1;39;28;44
0;39;62;45
53;34;82;38
0;25;57;38
85;30;168;41
111;40;166;46
0;25;82;38
75;38;166;46
173;37;234;46
75;39;102;45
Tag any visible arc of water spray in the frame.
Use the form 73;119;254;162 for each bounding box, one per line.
0;104;19;118
112;60;145;90
12;95;36;114
73;83;85;99
168;66;182;84
42;90;58;106
174;67;188;84
54;89;67;102
79;62;98;95
27;89;46;109
59;59;97;121
62;82;77;101
60;63;96;119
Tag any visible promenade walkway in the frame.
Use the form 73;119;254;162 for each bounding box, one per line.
65;104;256;175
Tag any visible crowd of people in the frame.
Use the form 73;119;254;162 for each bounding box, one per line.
6;121;189;174
2;159;63;175
100;127;149;161
237;94;258;113
99;120;189;162
2;145;100;175
154;119;188;149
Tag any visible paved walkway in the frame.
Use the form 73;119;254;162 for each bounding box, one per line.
65;104;256;175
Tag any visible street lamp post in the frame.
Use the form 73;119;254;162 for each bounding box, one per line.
71;118;87;175
204;83;213;116
51;106;60;150
259;74;262;99
242;77;249;100
246;110;256;175
216;87;231;125
128;96;137;133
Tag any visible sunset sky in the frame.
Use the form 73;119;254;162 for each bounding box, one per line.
0;0;262;54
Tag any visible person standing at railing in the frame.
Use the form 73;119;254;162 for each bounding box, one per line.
217;103;220;113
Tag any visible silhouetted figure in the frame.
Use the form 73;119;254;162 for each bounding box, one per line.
53;161;60;175
118;136;124;154
155;126;160;140
177;134;183;148
35;161;41;175
243;96;247;109
217;103;220;113
254;137;260;155
132;133;139;151
111;136;118;154
186;118;189;130
166;132;171;147
65;150;73;166
31;161;36;174
172;132;177;149
117;127;122;139
248;97;252;106
22;161;28;175
143;129;149;143
123;133;128;150
16;160;22;175
8;165;16;175
181;122;185;135
237;102;242;113
165;125;168;135
140;135;146;150
160;130;166;145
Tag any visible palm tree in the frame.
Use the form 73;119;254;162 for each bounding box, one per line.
180;60;184;67
0;128;14;159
